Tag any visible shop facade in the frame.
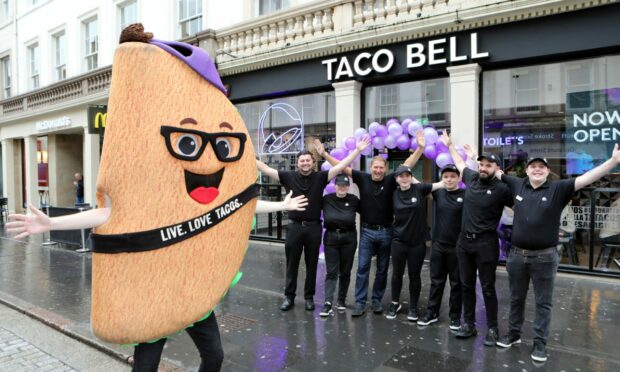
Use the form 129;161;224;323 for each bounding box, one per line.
221;3;620;276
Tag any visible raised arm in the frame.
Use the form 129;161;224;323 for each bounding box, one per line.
255;191;308;214
440;132;466;174
327;136;371;180
431;181;445;192
575;144;620;191
256;159;280;181
463;144;479;171
403;130;425;168
313;139;352;177
7;204;111;239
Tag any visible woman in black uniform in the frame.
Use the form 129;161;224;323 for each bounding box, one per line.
386;165;444;321
320;174;361;316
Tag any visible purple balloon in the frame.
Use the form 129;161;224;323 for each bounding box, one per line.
458;181;466;189
396;134;410;150
330;147;347;161
344;136;357;151
435;140;449;153
354;128;368;139
407;121;422;136
375;125;388;138
401;118;412;134
388;122;403;137
385;135;397;149
466;158;477;170
368;122;380;136
372;136;385;150
324;183;336;195
423;144;437;160
410;137;419;151
424;127;439;144
320;161;332;171
386;118;400;126
435;152;454;168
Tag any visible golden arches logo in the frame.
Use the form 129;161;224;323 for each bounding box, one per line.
94;112;107;129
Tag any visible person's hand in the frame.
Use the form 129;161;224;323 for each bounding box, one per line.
283;191;308;211
415;129;425;149
612;143;620;164
463;144;477;160
439;132;452;147
356;135;371;152
6;204;52;239
313;139;326;157
495;168;504;179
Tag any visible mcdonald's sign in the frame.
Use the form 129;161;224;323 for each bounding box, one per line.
88;105;107;135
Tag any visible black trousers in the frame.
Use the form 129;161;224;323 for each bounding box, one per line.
323;229;357;304
390;239;426;307
132;314;223;372
284;221;322;299
456;232;500;329
426;241;462;321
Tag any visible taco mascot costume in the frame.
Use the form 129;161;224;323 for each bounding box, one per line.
91;24;258;371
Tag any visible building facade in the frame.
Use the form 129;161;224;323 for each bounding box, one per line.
1;0;619;276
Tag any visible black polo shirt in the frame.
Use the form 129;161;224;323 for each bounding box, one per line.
461;168;513;234
393;183;433;245
323;194;360;231
352;170;398;226
432;188;466;245
278;170;329;222
502;175;576;250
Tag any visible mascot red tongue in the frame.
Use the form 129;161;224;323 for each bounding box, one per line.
90;24;257;344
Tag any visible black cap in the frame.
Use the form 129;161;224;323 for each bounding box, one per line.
477;152;500;165
526;157;548;167
394;165;413;177
440;164;460;176
335;174;351;185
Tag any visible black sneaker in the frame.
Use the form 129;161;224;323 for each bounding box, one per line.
320;302;333;317
371;302;383;314
454;323;477;338
336;300;346;311
531;341;547;362
407;308;418;322
484;327;499;347
449;319;461;331
496;334;522;348
351;305;365;317
417;312;439;326
385;302;401;320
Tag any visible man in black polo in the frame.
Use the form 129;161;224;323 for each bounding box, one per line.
441;134;513;346
317;131;425;316
257;137;370;311
495;149;620;362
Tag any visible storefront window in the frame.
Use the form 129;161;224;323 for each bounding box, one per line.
483;54;620;275
236;91;335;239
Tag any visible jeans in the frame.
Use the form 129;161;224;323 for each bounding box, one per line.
76;196;84;204
284;221;322;300
323;230;357;304
390;239;426;307
426;241;462;321
354;227;392;307
506;248;559;345
457;232;499;329
132;314;223;372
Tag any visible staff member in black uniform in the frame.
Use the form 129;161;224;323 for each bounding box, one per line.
441;134;513;346
257;137;370;312
417;164;465;330
494;150;620;362
386;165;444;321
316;132;425;317
320;174;360;317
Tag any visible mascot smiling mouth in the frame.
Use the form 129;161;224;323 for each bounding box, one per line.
185;168;224;204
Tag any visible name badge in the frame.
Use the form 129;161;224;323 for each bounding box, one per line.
457;197;463;203
516;195;523;202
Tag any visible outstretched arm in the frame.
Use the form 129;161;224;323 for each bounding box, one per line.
403;130;425;168
431;181;445;192
575;144;620;191
327;136;371;180
313;139;352;177
256;159;280;181
440;132;466;174
255;192;308;214
7;204;111;239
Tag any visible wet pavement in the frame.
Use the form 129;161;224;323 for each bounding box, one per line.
0;230;619;371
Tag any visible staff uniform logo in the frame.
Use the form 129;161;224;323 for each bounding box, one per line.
457;197;463;203
516;195;523;201
411;197;417;203
486;190;492;195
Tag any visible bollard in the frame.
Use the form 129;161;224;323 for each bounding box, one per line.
75;207;90;253
41;205;58;247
